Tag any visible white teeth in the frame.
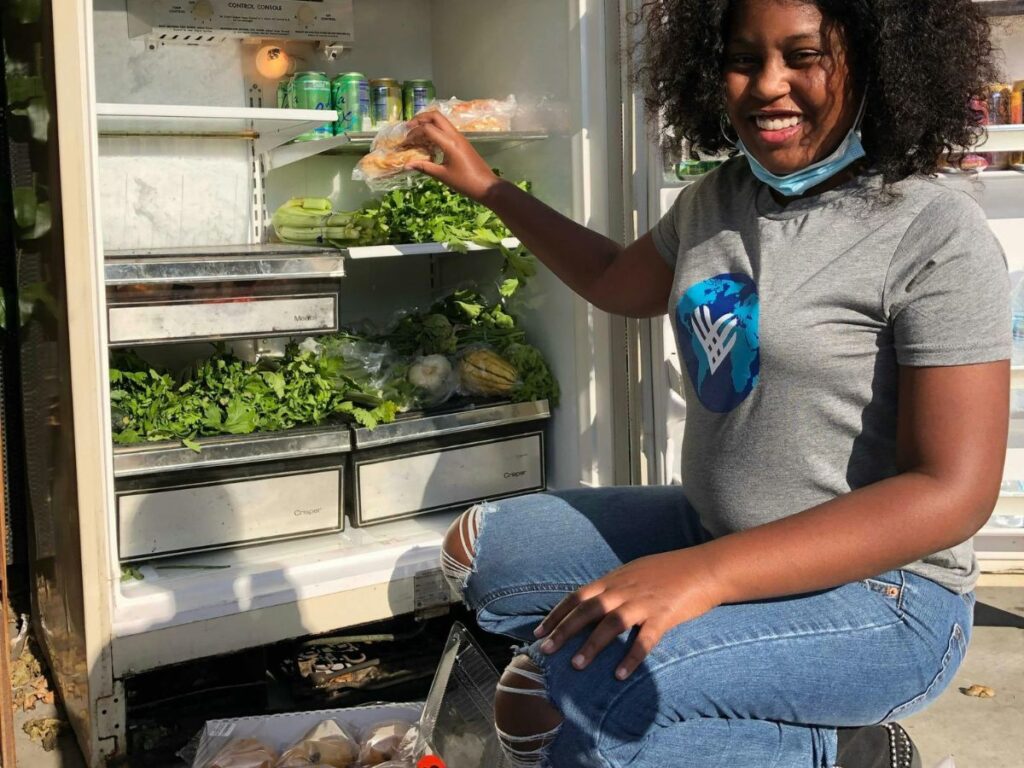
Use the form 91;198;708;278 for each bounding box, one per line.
755;115;802;131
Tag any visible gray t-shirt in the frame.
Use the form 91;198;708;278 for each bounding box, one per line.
652;157;1009;593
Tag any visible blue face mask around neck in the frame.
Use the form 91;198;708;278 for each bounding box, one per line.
734;98;868;198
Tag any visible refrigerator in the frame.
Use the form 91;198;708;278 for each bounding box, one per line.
2;1;1022;765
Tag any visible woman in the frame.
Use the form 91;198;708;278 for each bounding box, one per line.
409;0;1008;766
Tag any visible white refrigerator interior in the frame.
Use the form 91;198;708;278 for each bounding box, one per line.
93;0;619;648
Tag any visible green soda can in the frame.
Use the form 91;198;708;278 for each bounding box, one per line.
291;71;333;141
402;79;436;120
370;78;403;127
276;77;292;109
332;73;370;134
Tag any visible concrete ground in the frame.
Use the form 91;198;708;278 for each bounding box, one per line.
11;588;1024;767
904;586;1024;768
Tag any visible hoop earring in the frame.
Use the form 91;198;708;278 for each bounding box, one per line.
720;115;738;147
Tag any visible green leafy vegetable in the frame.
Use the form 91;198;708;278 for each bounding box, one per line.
503;343;560;406
110;346;399;448
358;176;537;282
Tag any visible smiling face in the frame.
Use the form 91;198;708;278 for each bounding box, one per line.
723;0;860;176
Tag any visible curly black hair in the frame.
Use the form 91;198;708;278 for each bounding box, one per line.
635;0;999;183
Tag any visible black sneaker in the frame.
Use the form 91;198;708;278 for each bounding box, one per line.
836;723;923;768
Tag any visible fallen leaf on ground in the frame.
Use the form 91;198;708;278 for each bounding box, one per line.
959;684;996;698
10;638;56;711
22;717;67;751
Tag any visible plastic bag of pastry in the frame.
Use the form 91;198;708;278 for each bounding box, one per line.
205;738;277;768
352;122;437;192
427;95;517;132
274;720;359;768
357;720;415;766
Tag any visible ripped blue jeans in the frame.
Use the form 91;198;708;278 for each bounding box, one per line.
441;486;974;768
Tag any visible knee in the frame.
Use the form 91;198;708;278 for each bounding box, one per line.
439;504;484;594
494;655;563;766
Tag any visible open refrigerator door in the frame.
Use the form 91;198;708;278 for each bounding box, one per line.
968;10;1024;569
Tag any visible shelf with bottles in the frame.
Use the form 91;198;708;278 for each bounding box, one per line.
935;168;1024;181
96;103;338;154
973;126;1024;154
974;0;1024;16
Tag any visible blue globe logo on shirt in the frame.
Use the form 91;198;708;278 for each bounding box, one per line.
676;273;760;413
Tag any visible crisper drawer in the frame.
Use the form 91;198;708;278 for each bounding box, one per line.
117;457;345;561
106;279;339;346
109;294;337;345
351;426;546;527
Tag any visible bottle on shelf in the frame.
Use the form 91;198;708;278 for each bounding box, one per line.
1000;277;1024;528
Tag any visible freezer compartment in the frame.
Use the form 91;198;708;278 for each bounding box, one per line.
350;421;547;527
117;457;346;562
107;279;340;346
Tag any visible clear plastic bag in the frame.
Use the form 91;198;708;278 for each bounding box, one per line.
407;354;458;408
353;122;438;192
205;738;277;768
427;95;518;132
357;720;416;766
274;720;359;768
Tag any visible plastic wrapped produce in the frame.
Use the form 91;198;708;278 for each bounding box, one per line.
205;738;277;768
274;720;359;767
407;354;458;407
427;95;517;132
357;720;415;766
353;122;437;192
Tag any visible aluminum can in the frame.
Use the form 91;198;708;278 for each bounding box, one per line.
332;73;370;134
276;77;293;109
983;83;1012;170
291;71;333;141
370;78;403;127
1010;80;1024;170
402;79;436;120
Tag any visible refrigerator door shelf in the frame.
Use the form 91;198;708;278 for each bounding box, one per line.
104;242;345;285
113;425;352;479
973;0;1024;17
976;125;1024;153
